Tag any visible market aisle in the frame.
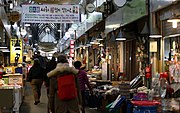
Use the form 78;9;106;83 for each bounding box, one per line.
20;82;48;113
20;82;105;113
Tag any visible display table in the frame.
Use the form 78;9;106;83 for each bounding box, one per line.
0;86;22;113
0;74;24;113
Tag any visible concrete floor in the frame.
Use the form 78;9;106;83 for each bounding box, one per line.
20;82;105;113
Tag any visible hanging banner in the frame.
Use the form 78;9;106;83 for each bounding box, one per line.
33;0;80;4
22;5;79;23
70;40;74;58
10;38;23;64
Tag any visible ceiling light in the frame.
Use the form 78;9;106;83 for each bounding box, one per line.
68;28;75;34
90;37;95;44
106;24;120;29
65;32;70;38
58;30;62;32
0;47;8;49
116;29;126;41
99;44;103;47
25;24;31;27
96;33;103;41
116;38;126;41
164;34;180;38
71;24;78;30
94;42;100;45
20;28;27;36
149;35;162;38
149;27;162;38
167;17;180;28
79;41;83;47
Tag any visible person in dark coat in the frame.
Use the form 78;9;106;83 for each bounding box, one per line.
34;51;46;69
45;56;57;113
45;56;57;94
27;58;45;105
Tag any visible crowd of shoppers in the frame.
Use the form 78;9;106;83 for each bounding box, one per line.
25;52;92;113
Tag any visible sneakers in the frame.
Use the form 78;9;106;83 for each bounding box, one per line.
34;101;40;105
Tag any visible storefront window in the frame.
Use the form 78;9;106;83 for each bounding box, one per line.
164;36;180;83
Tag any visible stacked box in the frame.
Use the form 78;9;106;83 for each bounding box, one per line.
118;82;131;99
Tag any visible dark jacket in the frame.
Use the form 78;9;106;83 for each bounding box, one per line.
28;65;45;82
46;60;57;73
47;63;81;113
45;60;57;87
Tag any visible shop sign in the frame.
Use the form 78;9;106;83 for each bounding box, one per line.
86;3;95;13
9;75;23;85
33;0;80;4
22;5;79;23
70;40;74;58
10;38;23;64
150;0;177;12
102;63;108;80
105;0;147;34
150;41;157;52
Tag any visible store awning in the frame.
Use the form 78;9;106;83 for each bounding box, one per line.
105;0;147;34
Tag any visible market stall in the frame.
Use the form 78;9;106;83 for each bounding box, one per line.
0;73;24;113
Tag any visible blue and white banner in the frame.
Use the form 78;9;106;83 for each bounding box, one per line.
22;5;79;23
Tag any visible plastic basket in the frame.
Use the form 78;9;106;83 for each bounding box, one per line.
131;100;160;106
133;106;158;113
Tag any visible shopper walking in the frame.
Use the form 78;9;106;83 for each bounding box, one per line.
74;61;92;113
45;56;57;113
45;56;57;95
27;58;45;105
34;51;46;69
47;54;82;113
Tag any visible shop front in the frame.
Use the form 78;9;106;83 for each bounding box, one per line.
105;0;148;81
149;1;180;112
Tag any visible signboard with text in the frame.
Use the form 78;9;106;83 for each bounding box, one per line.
10;38;23;64
70;40;74;58
22;5;79;23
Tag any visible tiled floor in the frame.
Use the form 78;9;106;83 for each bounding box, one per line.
20;82;105;113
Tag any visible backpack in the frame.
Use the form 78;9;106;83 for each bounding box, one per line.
57;74;77;100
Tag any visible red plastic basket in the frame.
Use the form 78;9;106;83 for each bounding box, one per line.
131;100;161;106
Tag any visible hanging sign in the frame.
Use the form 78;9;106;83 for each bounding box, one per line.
10;38;23;64
33;0;79;4
22;5;79;23
150;41;157;52
70;40;74;58
86;3;95;13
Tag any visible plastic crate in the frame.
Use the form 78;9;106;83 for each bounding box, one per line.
133;106;158;113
